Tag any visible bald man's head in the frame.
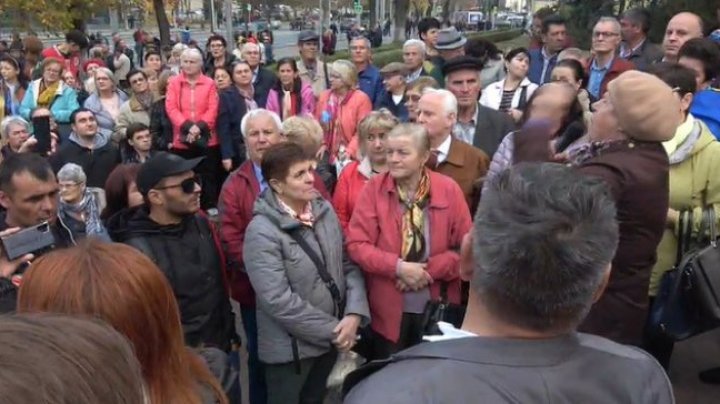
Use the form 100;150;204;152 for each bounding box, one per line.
663;12;704;62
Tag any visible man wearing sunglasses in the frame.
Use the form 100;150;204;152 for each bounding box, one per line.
118;152;236;352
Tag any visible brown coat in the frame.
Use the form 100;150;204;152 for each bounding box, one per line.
576;140;669;346
435;138;490;212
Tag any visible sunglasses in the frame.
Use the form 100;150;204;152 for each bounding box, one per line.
155;175;201;194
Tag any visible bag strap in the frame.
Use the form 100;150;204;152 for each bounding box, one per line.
517;85;529;110
287;227;345;318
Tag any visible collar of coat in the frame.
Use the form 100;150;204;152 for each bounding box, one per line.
377;171;451;210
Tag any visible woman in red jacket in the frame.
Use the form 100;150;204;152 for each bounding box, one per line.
346;123;472;360
332;109;396;233
165;48;222;209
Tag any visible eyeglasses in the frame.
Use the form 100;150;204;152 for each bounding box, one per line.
592;31;620;39
154;175;201;194
130;77;146;85
59;182;82;189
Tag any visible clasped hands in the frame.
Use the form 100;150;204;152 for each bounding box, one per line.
395;261;433;292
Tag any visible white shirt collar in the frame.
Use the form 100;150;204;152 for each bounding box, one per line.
423;322;477;342
435;134;452;164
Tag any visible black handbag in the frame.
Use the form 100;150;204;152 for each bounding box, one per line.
421;282;466;336
649;208;720;340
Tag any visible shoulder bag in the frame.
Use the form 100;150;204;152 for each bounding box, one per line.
421;281;466;336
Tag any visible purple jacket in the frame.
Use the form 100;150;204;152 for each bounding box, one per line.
265;82;316;119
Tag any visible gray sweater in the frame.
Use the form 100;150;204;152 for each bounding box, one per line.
243;190;370;364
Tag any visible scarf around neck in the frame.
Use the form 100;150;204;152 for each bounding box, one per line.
60;188;104;236
277;194;315;227
37;80;60;108
398;170;431;262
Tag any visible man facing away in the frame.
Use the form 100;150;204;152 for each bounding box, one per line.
344;162;673;404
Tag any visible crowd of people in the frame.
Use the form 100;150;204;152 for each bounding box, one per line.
0;7;719;404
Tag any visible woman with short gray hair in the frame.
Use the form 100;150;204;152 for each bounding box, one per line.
83;67;128;135
57;163;109;241
346;123;472;360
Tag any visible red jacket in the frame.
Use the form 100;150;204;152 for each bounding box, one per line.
218;160;331;307
165;72;219;150
332;160;371;233
346;171;472;343
586;57;636;100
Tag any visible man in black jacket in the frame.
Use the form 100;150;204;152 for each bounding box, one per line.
113;152;235;351
51;108;121;188
0;154;75;313
241;42;277;108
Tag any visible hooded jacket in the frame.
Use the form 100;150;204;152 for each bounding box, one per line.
649;118;720;295
50;130;121;188
111;206;235;351
242;189;369;364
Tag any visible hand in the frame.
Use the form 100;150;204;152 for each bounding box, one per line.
398;261;430;289
49;133;59;156
508;109;523;122
189;124;201;136
333;314;361;352
17;136;38;153
0;228;35;279
315;144;327;160
222;159;233;172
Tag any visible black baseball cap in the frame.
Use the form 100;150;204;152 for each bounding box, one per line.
136;152;204;195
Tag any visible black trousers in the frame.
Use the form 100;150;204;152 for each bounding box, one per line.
642;297;674;370
264;349;338;404
172;146;223;210
362;313;425;362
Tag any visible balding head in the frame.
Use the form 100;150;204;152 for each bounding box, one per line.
663;12;704;62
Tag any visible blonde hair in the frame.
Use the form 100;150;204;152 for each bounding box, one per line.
357;109;398;154
407;76;439;93
331;59;358;88
282;116;324;155
387;123;431;153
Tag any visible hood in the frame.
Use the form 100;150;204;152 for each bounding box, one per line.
68;128;112;150
252;188;328;230
111;205;194;241
691;120;717;156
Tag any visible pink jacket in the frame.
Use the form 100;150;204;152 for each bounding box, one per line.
314;89;372;159
265;82;316;119
165;72;219;149
346;171;472;343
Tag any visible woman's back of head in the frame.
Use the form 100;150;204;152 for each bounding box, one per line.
17;239;227;404
0;313;145;404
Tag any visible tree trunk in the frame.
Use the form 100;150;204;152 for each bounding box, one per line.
394;0;409;42
153;0;172;47
369;0;377;28
441;0;451;24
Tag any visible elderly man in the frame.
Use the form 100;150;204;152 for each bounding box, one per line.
529;15;568;84
432;27;466;82
218;109;329;404
619;8;663;71
242;42;276;108
296;31;328;98
443;57;515;158
344;163;673;404
662;12;704;63
587;17;635;100
351;36;384;106
417;88;489;211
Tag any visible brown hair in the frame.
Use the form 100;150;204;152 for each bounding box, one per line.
260;142;314;183
18;240;228;404
157;69;175;97
102;163;141;219
0;313;145;404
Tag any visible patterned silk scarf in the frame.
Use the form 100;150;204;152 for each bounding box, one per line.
397;170;431;262
277;195;315;227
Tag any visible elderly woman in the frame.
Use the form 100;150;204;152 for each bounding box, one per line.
19;58;79;131
114;69;154;143
83;67;129;135
165;48;221;209
243;142;369;404
167;43;187;75
480;48;538;122
404;76;438;123
0;55;27;121
282;115;336;193
213;66;232;91
0;116;32;158
315;59;372;163
149;70;175;151
346;123;472;360
266;58;315;120
333;110;395;232
56;163;110;241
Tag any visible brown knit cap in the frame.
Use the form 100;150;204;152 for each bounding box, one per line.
607;70;681;142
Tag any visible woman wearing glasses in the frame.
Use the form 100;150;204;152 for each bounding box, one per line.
57;163;110;242
19;58;79;136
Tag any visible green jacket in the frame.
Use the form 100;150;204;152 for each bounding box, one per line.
649;120;720;296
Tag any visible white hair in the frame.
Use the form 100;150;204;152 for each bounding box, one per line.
180;48;203;62
350;36;372;51
57;163;87;184
93;67;118;91
403;39;427;56
595;16;621;34
422;88;458;116
0;116;29;139
171;43;188;56
241;109;283;138
242;42;260;54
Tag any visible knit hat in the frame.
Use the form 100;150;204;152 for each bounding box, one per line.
82;58;106;73
607;70;681;142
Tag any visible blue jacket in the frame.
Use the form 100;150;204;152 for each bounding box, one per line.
357;64;385;106
528;48;558;85
374;91;409;122
20;79;79;123
217;87;248;162
691;88;720;139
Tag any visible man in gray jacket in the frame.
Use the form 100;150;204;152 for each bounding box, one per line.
344;163;673;404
